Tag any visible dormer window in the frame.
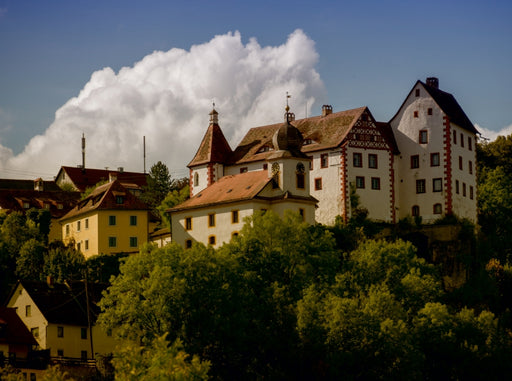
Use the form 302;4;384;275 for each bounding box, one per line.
257;145;273;153
116;196;124;204
23;202;30;209
303;138;315;145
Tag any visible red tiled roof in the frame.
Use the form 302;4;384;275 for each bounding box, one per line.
60;180;149;221
231;107;367;164
169;171;271;212
0;179;61;191
0;307;37;346
0;189;80;218
188;123;233;167
58;166;148;192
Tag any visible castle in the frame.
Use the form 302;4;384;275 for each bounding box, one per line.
169;77;478;248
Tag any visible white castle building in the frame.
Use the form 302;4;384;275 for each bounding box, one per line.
168;78;478;248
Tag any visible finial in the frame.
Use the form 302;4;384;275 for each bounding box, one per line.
285;92;291;112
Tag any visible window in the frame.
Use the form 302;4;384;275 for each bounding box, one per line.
85;218;89;229
194;172;199;187
77;242;81;251
416;179;426;194
308;156;313;170
371;177;380;190
77;220;81;231
460;133;465;147
185;240;192;249
299;208;305;221
25;305;31;317
108;237;117;248
430;152;440;167
356;176;365;189
427;108;433;115
453;130;457;144
130;215;137;226
23;202;30;209
44;203;50;209
320;153;329;168
470;186;474;200
185;217;192;230
109;215;116;226
65;224;70;236
468;136;472;151
263;163;268;170
456;180;460;194
57;349;64;357
81;351;87;361
57;203;63;210
413;111;419;118
433;178;443;192
232;210;239;224
208;213;216;227
208;236;216;245
129;237;138;248
296;163;305;189
81;328;87;339
412;205;420;217
368;154;378;169
232;232;239;239
433;203;443;214
30;373;36;381
271;163;280;188
353;153;362;167
419;130;428;144
240;167;248;173
459;156;463;170
85;240;89;250
314;178;323;191
57;326;64;338
411;155;419;169
463;183;467;197
116;196;124;204
469;161;473;175
31;327;39;338
415;89;420;97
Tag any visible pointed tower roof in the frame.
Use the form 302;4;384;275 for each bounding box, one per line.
188;108;233;167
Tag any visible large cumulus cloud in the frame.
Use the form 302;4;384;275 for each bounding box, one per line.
0;30;325;179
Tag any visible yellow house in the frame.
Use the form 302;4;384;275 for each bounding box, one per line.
59;180;153;259
6;280;117;362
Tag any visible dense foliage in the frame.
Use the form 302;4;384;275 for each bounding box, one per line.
99;211;512;380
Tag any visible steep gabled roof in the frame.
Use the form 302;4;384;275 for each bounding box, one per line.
389;79;478;135
11;281;106;326
231;107;367;164
188;123;233;167
0;179;61;191
420;80;478;134
57;166;148;192
60;180;149;222
0;307;38;346
169;171;271;212
375;121;400;154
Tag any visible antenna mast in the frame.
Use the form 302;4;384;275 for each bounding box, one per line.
143;136;146;174
81;133;86;172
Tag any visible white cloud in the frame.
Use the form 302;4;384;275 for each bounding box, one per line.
0;30;325;179
476;124;512;142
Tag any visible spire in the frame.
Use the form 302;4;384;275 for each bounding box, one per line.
284;92;295;122
209;102;219;125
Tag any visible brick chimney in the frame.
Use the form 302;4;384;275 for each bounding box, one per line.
322;105;333;117
426;77;439;89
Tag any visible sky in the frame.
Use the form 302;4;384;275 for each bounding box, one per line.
0;0;511;180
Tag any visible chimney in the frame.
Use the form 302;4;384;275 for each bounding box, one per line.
322;105;333;117
426;77;439;89
34;178;44;191
109;173;117;182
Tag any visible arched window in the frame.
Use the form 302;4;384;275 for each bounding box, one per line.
271;163;280;189
412;205;420;217
296;163;305;189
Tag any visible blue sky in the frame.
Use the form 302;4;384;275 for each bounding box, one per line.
0;0;511;178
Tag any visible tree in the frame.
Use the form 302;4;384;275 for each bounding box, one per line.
157;185;190;228
42;242;86;282
141;161;173;210
112;335;210;381
16;238;46;280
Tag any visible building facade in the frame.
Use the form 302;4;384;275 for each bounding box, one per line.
59;180;153;258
